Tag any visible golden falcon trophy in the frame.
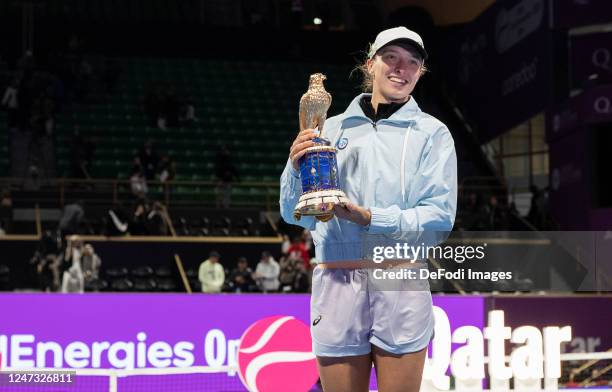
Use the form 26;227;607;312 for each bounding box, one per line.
293;73;349;222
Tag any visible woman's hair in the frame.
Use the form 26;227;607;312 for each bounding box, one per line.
352;46;428;93
354;58;374;93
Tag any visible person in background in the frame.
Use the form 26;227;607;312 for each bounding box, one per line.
292;261;310;293
81;244;101;285
287;236;310;270
58;200;84;238
30;249;56;292
198;251;225;293
146;202;169;236
281;234;291;254
279;255;299;292
37;254;56;292
61;263;84;293
302;229;314;258
130;167;148;199
253;251;280;293
106;202;129;236
484;195;508;230
130;198;149;235
61;235;84;293
228;257;254;293
30;229;61;291
62;235;83;271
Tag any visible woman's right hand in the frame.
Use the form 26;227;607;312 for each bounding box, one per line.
289;128;319;172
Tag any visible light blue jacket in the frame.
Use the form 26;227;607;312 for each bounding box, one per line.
280;93;457;262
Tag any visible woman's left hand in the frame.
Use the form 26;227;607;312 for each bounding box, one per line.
333;202;371;226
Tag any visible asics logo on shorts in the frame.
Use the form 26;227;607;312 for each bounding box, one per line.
313;315;322;326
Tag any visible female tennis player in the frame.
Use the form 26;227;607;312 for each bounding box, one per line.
280;27;457;392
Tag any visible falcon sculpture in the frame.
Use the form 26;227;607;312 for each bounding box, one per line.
299;73;332;136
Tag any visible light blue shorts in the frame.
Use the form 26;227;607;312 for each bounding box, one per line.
310;266;434;357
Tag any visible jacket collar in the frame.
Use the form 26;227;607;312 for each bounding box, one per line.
342;93;420;125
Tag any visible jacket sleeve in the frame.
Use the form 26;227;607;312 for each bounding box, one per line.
367;126;457;239
279;159;316;230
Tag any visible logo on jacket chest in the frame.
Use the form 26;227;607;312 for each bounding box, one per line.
336;137;348;150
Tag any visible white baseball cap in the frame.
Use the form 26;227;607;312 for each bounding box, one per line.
368;26;427;60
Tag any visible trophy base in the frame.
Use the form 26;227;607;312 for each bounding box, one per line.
293;190;350;222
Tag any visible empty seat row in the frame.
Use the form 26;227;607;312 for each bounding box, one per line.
50;56;355;199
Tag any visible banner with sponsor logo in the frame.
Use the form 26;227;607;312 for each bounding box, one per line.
0;294;592;391
490;296;612;353
447;0;552;142
0;294;485;391
0;294;314;391
570;31;612;90
546;84;612;143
